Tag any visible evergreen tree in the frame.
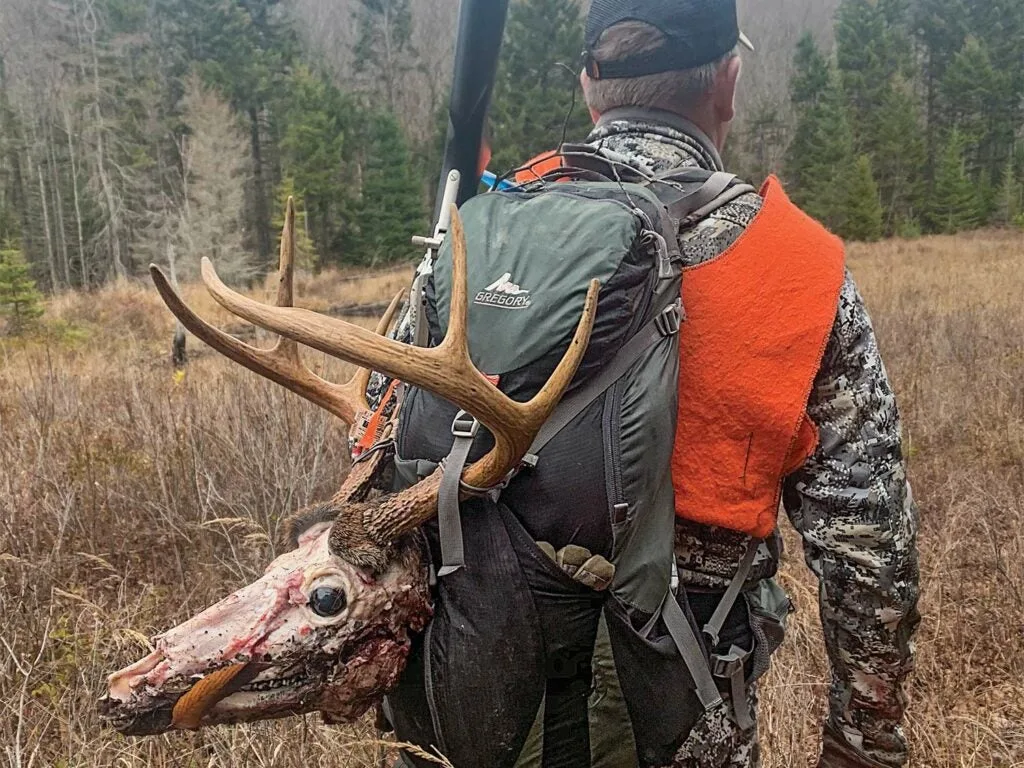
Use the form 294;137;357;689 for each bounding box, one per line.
279;66;351;263
923;129;982;233
842;155;884;241
835;0;924;232
489;0;592;173
872;77;927;233
785;35;857;233
153;0;299;262
940;37;1012;189
835;0;912;150
344;112;426;266
0;241;44;334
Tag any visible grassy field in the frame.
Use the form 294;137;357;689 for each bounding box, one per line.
1;231;1022;766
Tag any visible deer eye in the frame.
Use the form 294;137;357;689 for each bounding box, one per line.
309;586;347;617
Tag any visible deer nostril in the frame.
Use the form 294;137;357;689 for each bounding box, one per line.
309;587;347;617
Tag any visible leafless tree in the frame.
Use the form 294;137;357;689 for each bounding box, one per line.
174;75;254;283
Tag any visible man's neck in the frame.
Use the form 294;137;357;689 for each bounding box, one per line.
594;106;725;170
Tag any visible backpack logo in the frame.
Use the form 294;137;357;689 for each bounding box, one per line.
475;272;532;309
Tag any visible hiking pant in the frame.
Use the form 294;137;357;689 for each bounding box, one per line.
583;619;762;768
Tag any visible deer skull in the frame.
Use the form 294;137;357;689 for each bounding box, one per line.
99;522;429;735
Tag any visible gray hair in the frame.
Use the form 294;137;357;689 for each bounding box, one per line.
583;21;737;115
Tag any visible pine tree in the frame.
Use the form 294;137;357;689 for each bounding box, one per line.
153;0;299;262
834;0;925;233
872;77;927;233
345;112;426;266
940;37;1013;192
842;155;884;241
835;0;913;150
785;35;857;233
489;0;592;173
923;129;982;233
0;241;44;334
279;66;351;263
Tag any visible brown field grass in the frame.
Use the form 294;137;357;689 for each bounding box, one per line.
1;233;1022;767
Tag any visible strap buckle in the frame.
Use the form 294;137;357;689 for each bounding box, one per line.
641;229;675;280
655;301;682;337
450;410;480;439
711;645;756;731
711;647;750;679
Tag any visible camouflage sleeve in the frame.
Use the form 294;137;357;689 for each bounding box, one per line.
782;271;921;767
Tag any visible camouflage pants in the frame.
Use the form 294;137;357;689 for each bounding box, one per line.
669;690;760;768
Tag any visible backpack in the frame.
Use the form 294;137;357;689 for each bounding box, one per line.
385;146;757;768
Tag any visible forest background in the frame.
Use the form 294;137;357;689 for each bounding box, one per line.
0;0;1022;301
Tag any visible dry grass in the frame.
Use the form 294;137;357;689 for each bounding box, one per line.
1;232;1022;766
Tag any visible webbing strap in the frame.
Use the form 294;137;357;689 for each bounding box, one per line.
664;172;736;223
661;590;723;711
683;183;758;227
525;301;682;461
437;411;478;577
702;538;760;647
712;646;755;730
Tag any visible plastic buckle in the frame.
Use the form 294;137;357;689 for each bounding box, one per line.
711;648;748;679
655;302;682;337
641;229;675;280
451;410;480;439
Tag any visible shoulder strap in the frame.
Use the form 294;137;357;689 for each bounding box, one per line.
650;171;758;228
525;300;682;463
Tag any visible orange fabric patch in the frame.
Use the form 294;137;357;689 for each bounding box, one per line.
671;177;845;538
514;151;564;184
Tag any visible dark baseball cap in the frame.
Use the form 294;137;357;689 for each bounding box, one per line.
584;0;754;80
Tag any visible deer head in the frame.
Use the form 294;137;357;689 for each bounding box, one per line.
98;200;599;735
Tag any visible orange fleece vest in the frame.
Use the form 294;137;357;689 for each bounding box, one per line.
672;177;845;538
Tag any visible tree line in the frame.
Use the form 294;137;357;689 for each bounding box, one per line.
769;0;1024;241
0;0;1021;312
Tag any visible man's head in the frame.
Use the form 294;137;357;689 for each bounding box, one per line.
581;0;752;150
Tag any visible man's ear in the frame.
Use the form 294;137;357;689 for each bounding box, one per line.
580;69;602;124
713;55;742;124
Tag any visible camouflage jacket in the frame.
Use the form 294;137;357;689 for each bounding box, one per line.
366;109;920;766
585;108;920;767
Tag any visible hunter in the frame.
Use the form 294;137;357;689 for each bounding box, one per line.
571;1;921;767
356;1;922;765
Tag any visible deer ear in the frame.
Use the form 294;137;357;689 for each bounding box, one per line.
283;503;342;549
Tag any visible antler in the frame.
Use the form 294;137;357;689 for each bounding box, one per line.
198;205;600;564
150;197;403;427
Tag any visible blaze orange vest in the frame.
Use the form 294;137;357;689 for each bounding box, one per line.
672;177;845;538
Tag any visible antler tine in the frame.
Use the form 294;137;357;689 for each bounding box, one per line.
276;197;297;308
438;202;470;362
150;197;399;426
